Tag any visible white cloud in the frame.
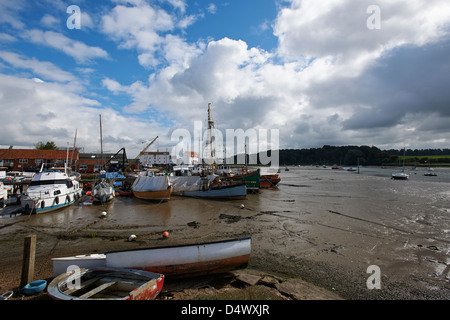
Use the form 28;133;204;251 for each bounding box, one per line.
22;30;109;63
0;51;76;82
207;3;217;14
0;0;25;29
101;1;198;68
274;0;450;65
40;14;60;29
0;73;167;156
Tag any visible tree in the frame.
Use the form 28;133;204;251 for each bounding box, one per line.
35;141;58;150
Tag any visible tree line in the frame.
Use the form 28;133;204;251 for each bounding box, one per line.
235;145;450;166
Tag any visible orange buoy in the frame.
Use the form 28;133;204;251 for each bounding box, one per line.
162;231;169;238
86;191;92;196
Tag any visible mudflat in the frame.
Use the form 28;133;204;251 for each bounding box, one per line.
1;167;449;300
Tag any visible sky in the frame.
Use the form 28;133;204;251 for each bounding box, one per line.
0;0;449;159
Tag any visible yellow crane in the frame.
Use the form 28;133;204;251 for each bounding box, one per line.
124;136;159;172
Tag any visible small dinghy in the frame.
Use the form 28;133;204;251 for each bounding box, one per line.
22;280;47;295
47;267;164;300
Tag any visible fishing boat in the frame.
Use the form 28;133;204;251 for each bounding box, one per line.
47;267;164;300
228;169;260;193
106;237;251;279
21;166;83;214
132;173;172;201
169;175;246;200
259;174;280;188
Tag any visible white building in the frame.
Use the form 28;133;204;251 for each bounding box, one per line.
184;151;199;165
139;151;171;167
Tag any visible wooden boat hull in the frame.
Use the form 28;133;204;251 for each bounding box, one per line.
180;183;247;200
106;237;251;279
260;174;280;188
118;189;133;196
47;267;164;300
133;188;172;201
229;169;260;193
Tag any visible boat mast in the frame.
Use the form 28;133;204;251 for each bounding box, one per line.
100;114;103;171
208;103;215;174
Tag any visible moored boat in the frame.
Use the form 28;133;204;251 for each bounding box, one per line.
169;175;246;200
391;172;409;180
21;167;83;214
259;174;280;188
92;178;115;204
132;174;172;201
228;169;260;193
105;237;251;279
47;267;164;300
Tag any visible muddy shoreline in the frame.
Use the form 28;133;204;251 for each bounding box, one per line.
1;167;449;300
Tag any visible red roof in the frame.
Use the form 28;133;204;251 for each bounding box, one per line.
0;149;79;160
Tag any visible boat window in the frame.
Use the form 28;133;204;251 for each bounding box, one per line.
29;179;69;186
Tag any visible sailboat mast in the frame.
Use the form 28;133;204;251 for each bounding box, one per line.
208;103;215;174
100;114;103;170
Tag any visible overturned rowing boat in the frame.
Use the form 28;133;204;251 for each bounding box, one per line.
106;237;251;279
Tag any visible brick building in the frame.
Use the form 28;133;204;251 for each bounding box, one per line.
0;148;79;172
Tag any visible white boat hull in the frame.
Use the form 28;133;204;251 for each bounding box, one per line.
52;254;106;277
106;237;251;278
21;189;82;214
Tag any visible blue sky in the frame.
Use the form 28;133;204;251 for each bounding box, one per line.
1;0;450;158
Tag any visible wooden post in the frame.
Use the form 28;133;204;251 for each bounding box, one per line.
20;235;36;288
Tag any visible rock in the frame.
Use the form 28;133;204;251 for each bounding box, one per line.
275;279;343;300
187;221;200;228
231;270;262;286
259;276;280;288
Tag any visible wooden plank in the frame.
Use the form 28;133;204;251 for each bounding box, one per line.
79;281;116;299
20;235;36;288
63;276;100;295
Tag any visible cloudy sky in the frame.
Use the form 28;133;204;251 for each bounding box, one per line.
0;0;449;158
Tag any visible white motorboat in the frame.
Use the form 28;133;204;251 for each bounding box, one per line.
391;172;409;180
21;166;83;214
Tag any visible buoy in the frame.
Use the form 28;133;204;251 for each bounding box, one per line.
100;211;107;218
162;231;169;238
86;191;92;196
128;234;136;242
240;204;245;209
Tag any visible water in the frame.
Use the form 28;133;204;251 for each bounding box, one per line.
1;166;449;298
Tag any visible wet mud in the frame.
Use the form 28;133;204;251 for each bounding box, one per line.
1;167;449;300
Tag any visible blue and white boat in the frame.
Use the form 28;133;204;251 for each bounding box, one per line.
21;166;82;214
169;175;246;200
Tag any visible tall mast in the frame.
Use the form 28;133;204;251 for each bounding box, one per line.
100;114;103;170
208;103;215;174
